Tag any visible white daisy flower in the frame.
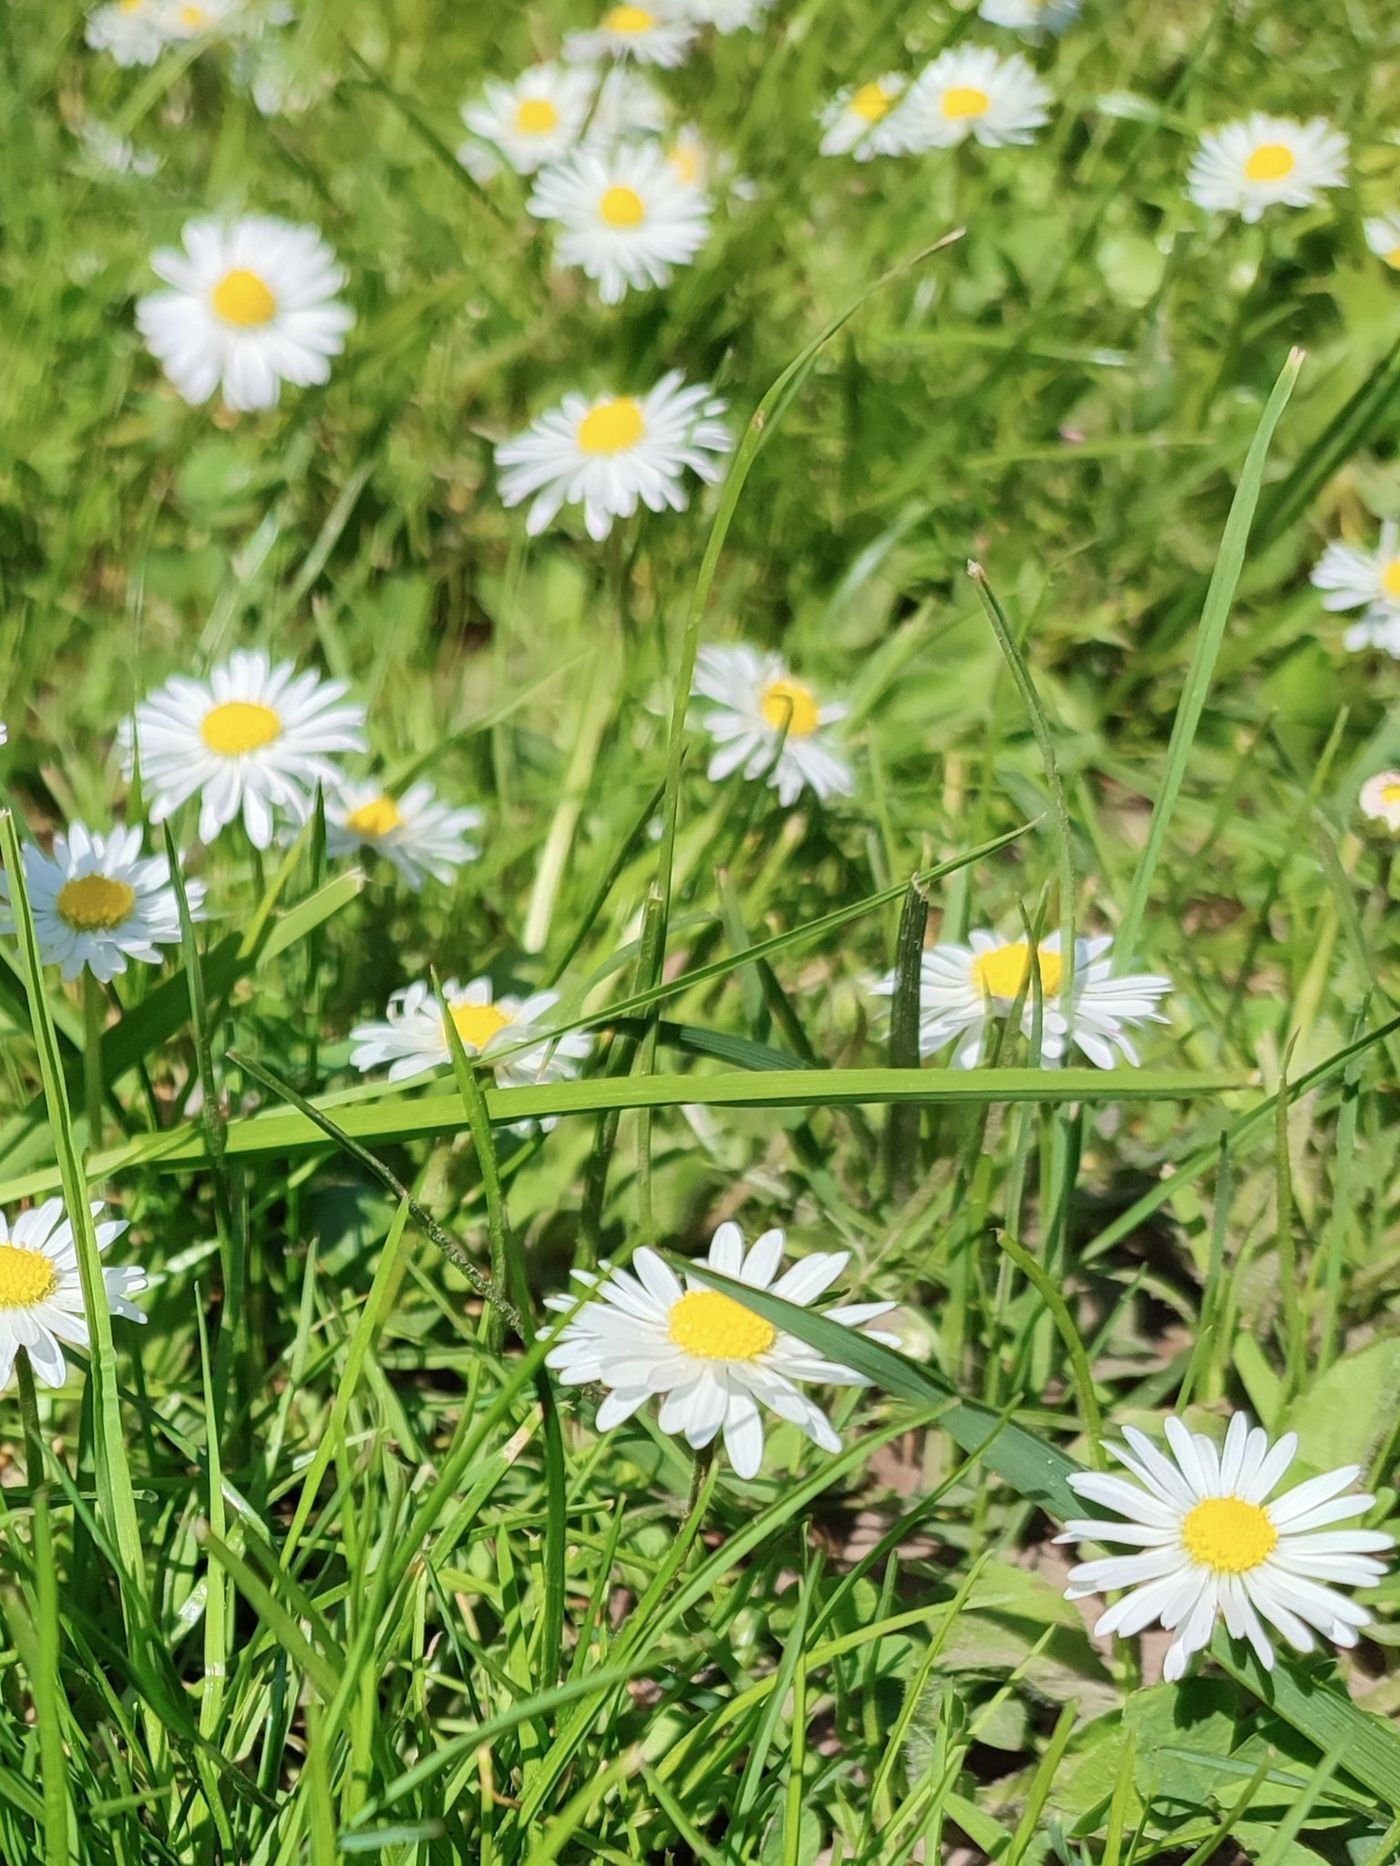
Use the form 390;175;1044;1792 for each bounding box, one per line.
564;4;697;67
664;125;755;200
528;143;710;304
232;39;331;117
158;0;290;40
0;823;205;984
1359;772;1400;833
76;121;162;178
1060;1412;1394;1682
121;649;367;850
136;215;353;413
495;371;732;542
871;931;1173;1070
458;64;599;179
1365;213;1400;270
978;0;1080;33
895;46;1051;150
691;645;853;808
1186;116;1348;223
0;1198;146;1392
677;0;772;29
349;978;592;1105
1311;521;1400;654
317;779;483;890
85;0;170;66
817;75;911;160
545;1224;899;1478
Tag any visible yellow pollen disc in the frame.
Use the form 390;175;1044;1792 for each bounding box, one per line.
200;699;283;757
346;796;403;839
971;940;1063;1001
515;97;560;134
604;4;655;31
668;1289;777;1362
599;184;646;227
0;1244;59;1311
1387;247;1400;269
669;142;701;186
851;82;892;123
1382;559;1400;601
1244;143;1295;183
1382;782;1400;804
56;874;137;932
121;0;144;11
180;4;211;25
449;1001;515;1050
211;267;277;328
760;677;820;737
1182;1496;1278;1574
577;396;647;455
941;85;990;120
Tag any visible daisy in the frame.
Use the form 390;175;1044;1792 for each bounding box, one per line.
691;645;853;808
1061;1412;1393;1681
1186;116;1348;223
136;215;353;413
458;64;599;179
1359;772;1400;833
545;1224;899;1479
121;649;367;850
495;371;732;542
349;977;592;1095
528;143;710;304
0;1198;146;1392
978;0;1081;32
318;779;483;890
817;75;912;160
76;121;162;178
678;0;773;28
0;823;205;984
665;125;755;199
564;4;696;67
896;46;1051;150
870;931;1172;1070
1311;520;1400;654
84;0;170;66
1365;213;1400;270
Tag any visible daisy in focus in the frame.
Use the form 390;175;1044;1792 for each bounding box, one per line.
1186;116;1348;222
1365;214;1400;269
871;931;1172;1069
85;0;170;66
545;1223;898;1479
136;215;353;412
1311;520;1400;655
528;144;710;304
1061;1412;1393;1681
978;0;1081;32
0;1198;146;1391
121;650;366;849
318;780;483;889
350;978;592;1100
691;645;853;808
458;64;598;179
495;372;731;541
817;76;911;160
1360;772;1400;833
896;47;1051;150
564;4;696;67
1;824;204;984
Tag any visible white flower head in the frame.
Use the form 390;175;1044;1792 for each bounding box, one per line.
85;0;169;66
677;0;773;28
564;3;697;67
871;931;1172;1070
1360;772;1400;833
318;779;483;890
496;371;731;542
691;644;853;808
1186;116;1348;223
528;143;710;304
1061;1412;1394;1681
121;649;367;850
978;0;1080;33
818;75;911;160
545;1224;899;1478
232;38;332;116
136;215;353;412
1311;520;1400;654
0;823;205;984
459;64;600;178
896;46;1051;150
76;121;162;178
157;0;293;40
1365;213;1400;270
0;1198;146;1391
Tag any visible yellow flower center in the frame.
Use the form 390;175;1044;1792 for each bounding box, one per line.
1244;143;1295;183
200;699;283;757
668;141;701;186
449;1001;515;1050
1383;782;1400;805
760;678;820;737
211;268;278;328
1382;558;1400;601
971;941;1063;1001
577;396;647;455
0;1244;59;1311
120;0;144;11
180;4;211;26
56;874;137;932
515;97;560;134
1386;246;1400;269
941;86;990;120
345;795;403;840
1182;1496;1278;1574
599;184;646;227
851;82;893;123
668;1289;777;1362
604;4;655;32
